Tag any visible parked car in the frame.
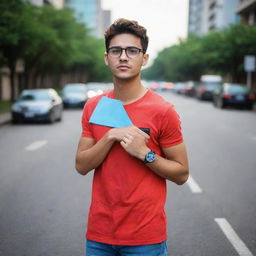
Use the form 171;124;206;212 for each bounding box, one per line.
213;83;255;110
196;75;222;100
62;83;87;108
172;82;187;94
155;81;174;91
86;82;105;99
149;81;158;91
12;88;63;123
183;81;199;97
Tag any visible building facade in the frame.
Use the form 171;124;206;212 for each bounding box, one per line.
188;0;204;35
65;0;111;38
188;0;240;35
28;0;64;8
236;0;256;25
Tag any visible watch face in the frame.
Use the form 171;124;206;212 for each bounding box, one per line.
146;151;155;162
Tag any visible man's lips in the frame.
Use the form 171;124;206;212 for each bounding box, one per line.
117;65;130;70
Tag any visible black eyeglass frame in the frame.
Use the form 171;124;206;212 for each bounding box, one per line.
107;46;144;58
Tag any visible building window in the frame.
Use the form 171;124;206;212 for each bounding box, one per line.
209;13;215;21
209;24;216;30
209;1;216;10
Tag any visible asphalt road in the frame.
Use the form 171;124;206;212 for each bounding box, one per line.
0;91;255;256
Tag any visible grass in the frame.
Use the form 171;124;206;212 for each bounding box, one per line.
0;100;12;114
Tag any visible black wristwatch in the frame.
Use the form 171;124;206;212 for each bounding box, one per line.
143;150;156;163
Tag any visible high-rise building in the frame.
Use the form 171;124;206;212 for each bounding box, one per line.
28;0;64;8
188;0;240;35
65;0;111;38
188;0;205;35
102;10;111;34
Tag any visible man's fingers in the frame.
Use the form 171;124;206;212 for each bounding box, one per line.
122;134;133;143
130;127;149;139
137;129;150;139
120;141;126;148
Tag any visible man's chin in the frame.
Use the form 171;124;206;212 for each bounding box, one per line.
114;73;140;81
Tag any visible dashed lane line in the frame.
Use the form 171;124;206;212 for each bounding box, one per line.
215;218;253;256
186;175;203;194
25;140;48;151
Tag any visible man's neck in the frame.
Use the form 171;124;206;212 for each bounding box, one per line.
113;75;147;105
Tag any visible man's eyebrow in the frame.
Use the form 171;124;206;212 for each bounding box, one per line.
109;46;139;48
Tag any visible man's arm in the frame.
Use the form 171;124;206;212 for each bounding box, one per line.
120;135;189;185
75;126;149;175
75;135;114;175
145;143;189;185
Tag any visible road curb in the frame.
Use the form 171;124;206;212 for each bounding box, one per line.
0;113;11;125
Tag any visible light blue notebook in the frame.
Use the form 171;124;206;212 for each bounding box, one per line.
89;96;133;128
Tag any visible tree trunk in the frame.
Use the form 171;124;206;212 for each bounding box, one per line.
9;63;16;102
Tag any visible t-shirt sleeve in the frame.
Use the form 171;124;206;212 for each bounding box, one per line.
159;105;183;148
81;101;94;138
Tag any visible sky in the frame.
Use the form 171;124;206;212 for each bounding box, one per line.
102;0;189;63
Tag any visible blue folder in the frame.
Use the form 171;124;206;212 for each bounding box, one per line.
89;96;133;128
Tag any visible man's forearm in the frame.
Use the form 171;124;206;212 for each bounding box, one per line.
132;144;189;185
145;155;189;185
76;134;115;175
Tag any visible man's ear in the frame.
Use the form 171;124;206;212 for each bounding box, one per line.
104;52;108;66
142;53;149;66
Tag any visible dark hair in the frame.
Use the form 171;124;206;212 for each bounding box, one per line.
104;18;149;53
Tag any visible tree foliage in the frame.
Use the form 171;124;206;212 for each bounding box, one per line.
143;24;256;82
0;0;111;100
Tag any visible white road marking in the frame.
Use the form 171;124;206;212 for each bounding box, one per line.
186;175;202;193
25;140;48;151
215;218;253;256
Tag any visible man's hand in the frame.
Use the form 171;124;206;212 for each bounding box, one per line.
108;126;149;142
111;126;150;160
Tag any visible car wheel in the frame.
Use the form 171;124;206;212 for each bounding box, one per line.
217;99;225;109
48;112;55;124
12;118;20;124
56;114;62;122
246;104;253;110
197;94;202;100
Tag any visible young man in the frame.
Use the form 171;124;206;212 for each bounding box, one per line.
76;18;189;256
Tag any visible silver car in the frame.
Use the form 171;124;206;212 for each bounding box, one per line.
12;88;63;124
62;83;88;108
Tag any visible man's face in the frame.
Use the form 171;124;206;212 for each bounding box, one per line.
104;33;149;81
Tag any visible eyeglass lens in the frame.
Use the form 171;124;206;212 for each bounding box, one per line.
108;47;141;58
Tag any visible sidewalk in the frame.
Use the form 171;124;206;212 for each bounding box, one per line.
0;112;11;125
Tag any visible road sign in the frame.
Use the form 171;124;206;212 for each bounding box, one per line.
244;55;255;72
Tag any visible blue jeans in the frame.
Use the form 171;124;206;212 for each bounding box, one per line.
86;239;168;256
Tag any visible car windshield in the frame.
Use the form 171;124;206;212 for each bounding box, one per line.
19;91;51;101
63;86;86;94
205;82;221;89
227;85;248;94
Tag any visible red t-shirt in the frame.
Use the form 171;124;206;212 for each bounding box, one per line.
81;89;183;245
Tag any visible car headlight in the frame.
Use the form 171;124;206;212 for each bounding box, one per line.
87;90;97;98
12;104;22;112
38;105;51;114
97;89;103;95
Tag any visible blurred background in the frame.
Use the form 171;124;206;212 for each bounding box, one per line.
0;0;256;104
0;0;256;256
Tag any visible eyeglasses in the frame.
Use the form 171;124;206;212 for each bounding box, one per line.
107;46;143;58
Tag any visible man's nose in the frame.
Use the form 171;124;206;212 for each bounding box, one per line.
120;49;128;60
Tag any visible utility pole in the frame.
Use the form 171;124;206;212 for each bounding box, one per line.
244;55;255;90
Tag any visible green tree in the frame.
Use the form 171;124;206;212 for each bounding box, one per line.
0;0;38;100
143;35;206;81
143;24;256;83
0;1;111;101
